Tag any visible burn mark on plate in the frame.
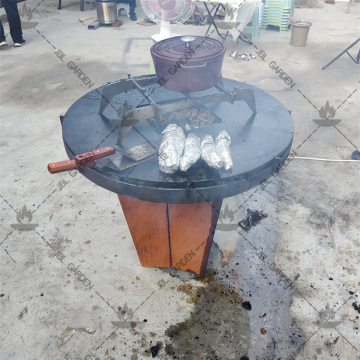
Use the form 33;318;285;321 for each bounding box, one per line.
147;105;223;135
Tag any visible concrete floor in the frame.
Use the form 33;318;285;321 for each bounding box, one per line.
0;1;359;359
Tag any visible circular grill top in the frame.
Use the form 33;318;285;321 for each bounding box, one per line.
61;76;293;204
151;36;225;62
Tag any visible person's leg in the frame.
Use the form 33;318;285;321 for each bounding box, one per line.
129;0;137;21
2;0;24;44
0;20;7;45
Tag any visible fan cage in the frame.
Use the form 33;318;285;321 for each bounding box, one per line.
141;0;194;24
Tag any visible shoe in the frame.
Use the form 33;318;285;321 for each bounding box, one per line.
0;41;8;48
14;39;26;47
130;13;137;21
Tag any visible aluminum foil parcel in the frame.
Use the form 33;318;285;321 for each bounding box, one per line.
215;130;233;171
180;133;201;172
201;135;223;169
159;124;185;174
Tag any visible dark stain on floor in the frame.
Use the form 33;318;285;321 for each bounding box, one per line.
164;271;250;360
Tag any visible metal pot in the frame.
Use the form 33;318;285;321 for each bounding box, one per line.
150;36;226;92
96;0;118;24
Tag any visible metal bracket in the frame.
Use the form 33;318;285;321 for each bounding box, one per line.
99;75;257;146
99;74;159;116
116;87;256;144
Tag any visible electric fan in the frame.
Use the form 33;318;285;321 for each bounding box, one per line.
140;0;195;42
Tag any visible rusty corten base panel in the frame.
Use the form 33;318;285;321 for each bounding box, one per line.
118;194;222;275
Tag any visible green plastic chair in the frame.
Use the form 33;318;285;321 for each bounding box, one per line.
264;0;294;9
264;7;293;14
262;0;294;32
242;4;263;40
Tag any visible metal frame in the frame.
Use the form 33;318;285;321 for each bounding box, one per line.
98;74;256;146
58;0;94;10
203;2;226;38
322;38;360;70
203;1;254;45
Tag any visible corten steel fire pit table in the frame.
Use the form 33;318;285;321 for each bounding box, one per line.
58;74;293;275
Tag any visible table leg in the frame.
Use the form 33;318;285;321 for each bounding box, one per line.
322;38;360;70
117;195;222;275
203;2;225;39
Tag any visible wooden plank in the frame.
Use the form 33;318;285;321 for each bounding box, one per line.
111;20;123;27
117;195;171;268
168;200;222;275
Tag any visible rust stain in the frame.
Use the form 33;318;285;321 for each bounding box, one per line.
177;271;243;305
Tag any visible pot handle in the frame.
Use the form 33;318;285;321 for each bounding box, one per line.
181;36;196;52
180;61;208;70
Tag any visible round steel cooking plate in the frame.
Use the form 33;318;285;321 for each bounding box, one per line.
151;36;225;62
61;76;293;204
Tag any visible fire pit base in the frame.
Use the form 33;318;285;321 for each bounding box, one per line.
118;195;222;275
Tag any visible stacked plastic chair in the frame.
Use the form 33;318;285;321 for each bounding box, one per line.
262;0;295;32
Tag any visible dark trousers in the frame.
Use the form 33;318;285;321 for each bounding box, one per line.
0;0;23;43
116;0;136;16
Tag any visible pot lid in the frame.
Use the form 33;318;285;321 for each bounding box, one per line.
151;36;225;62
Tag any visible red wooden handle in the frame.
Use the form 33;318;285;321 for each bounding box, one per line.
48;159;96;174
48;146;114;174
75;146;115;164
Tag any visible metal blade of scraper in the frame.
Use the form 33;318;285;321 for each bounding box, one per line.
233;88;257;114
110;142;159;171
117;153;158;171
110;140;159;170
118;140;159;161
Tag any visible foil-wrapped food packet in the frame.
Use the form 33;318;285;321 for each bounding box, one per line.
201;135;223;169
158;124;185;174
215;130;233;171
180;133;201;172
